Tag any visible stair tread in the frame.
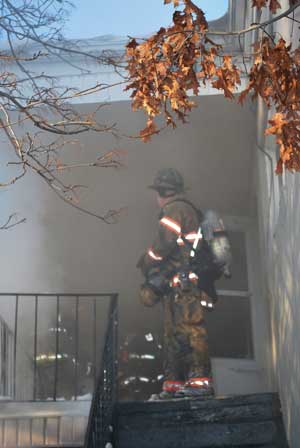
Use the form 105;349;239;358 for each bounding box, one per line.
117;393;281;416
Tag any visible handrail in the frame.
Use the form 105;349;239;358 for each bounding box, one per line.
84;294;119;448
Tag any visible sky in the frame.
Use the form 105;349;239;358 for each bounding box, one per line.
64;0;228;39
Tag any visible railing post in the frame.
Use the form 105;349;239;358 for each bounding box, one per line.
33;295;38;400
13;294;19;400
54;295;60;401
112;294;119;406
74;295;79;401
93;297;97;392
112;293;119;448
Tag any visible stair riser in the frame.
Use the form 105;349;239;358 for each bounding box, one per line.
118;403;280;427
118;420;278;448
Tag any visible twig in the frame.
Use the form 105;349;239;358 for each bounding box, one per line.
0;214;26;230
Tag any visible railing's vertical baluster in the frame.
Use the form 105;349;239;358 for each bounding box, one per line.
57;417;61;446
0;322;2;396
74;296;79;401
113;294;119;405
1;324;5;396
93;297;97;391
5;327;8;397
1;420;4;448
0;325;2;396
3;325;6;397
5;328;10;395
43;418;47;445
113;294;119;403
33;296;38;400
3;325;5;397
13;294;19;400
16;419;19;447
71;416;75;444
29;418;33;448
10;329;13;397
7;330;11;397
1;324;6;396
54;296;60;401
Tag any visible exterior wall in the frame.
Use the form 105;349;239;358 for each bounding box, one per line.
254;3;300;446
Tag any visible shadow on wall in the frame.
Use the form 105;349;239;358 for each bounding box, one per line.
267;171;300;446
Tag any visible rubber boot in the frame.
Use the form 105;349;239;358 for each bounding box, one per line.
175;377;214;399
148;380;184;401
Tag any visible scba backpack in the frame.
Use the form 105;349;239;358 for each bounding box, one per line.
201;209;232;279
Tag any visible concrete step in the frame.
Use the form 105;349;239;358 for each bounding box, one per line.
116;393;289;448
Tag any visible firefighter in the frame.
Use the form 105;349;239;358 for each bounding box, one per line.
137;168;219;400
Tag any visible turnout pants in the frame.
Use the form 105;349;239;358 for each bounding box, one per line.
163;291;211;381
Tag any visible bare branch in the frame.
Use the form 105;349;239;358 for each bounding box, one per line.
0;214;26;230
0;0;126;224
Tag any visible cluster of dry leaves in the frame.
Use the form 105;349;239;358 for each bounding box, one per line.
240;37;300;173
252;0;282;13
125;0;300;173
253;0;299;13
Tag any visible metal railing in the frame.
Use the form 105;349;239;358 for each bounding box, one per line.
84;294;118;448
0;293;118;402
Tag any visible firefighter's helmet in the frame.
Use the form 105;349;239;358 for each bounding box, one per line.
139;285;160;308
148;168;184;195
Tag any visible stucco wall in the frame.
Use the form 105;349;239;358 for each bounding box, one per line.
254;4;300;447
256;130;300;448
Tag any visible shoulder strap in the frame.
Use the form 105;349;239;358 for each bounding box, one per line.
163;198;204;222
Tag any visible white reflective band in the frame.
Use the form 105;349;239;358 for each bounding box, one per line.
201;300;207;307
208;303;213;308
148;249;163;261
185;233;200;241
192;226;203;250
173;275;180;285
190;250;195;257
160;217;181;235
177;237;184;246
190;380;204;386
189;272;198;280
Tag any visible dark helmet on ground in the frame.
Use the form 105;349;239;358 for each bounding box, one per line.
148;168;184;196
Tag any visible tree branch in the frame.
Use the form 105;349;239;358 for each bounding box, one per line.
207;1;300;36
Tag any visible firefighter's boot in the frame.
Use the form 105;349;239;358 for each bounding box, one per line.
175;377;214;399
148;380;184;401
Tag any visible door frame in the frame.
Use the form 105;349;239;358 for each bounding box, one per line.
211;215;271;396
